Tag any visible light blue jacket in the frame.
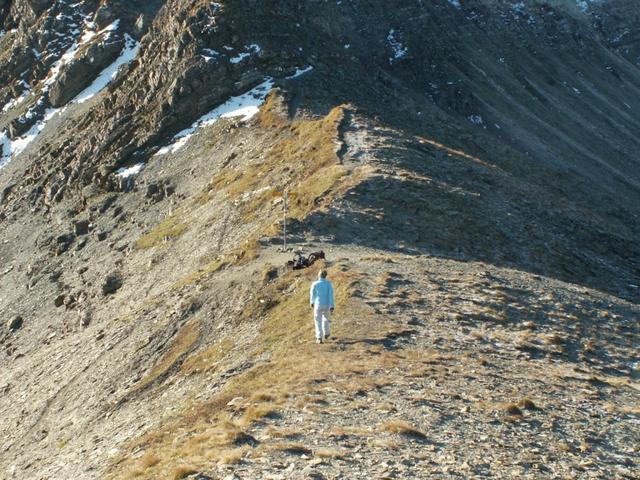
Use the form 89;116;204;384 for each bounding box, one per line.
310;278;335;308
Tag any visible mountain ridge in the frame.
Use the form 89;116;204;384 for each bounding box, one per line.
0;1;639;479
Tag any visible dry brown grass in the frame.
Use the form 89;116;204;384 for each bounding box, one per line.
239;404;279;427
501;403;524;416
204;98;352;229
265;427;304;439
132;321;201;392
314;448;346;459
171;466;198;480
328;426;373;438
266;442;313;456
251;392;276;403
381;420;428;440
136;215;188;249
107;265;377;478
218;446;250;465
518;398;538;410
370;437;400;450
181;338;234;375
138;453;161;469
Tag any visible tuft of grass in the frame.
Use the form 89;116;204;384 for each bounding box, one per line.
132;322;201;393
181;338;233;376
136;215;188;249
218;446;250;465
239;405;279;427
381;420;428;440
370;438;400;450
268;442;313;456
265;427;303;439
251;392;276;402
502;403;524;416
138;453;161;469
204;99;353;229
172;259;227;289
519;398;538;410
172;466;198;479
315;448;346;459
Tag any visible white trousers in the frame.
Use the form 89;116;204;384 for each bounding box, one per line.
314;306;331;339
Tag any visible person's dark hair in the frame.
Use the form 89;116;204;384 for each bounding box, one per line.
319;270;328;278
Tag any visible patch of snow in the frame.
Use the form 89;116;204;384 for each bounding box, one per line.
448;0;461;8
0;30;5;39
0;131;11;168
387;29;407;64
156;78;274;156
117;162;144;177
344;43;351;49
286;66;314;79
511;2;526;15
0;108;61;168
468;115;483;125
576;0;589;12
72;34;140;104
45;19;119;88
1;82;31;113
229;44;261;64
201;48;220;62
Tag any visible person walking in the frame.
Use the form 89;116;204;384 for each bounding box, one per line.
310;269;334;344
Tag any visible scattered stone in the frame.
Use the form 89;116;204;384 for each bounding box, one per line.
54;294;65;308
73;219;90;236
102;274;122;295
53;233;74;256
79;311;91;327
7;316;23;331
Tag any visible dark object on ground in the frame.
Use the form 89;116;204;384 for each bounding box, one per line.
7;315;23;331
287;251;326;270
102;274;123;295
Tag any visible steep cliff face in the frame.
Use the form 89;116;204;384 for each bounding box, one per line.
0;1;639;479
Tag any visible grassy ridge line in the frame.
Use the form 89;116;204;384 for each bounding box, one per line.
109;262;373;478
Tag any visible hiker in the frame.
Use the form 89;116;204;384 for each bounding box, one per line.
310;269;335;343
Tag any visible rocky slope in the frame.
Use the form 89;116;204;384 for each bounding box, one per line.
0;1;638;479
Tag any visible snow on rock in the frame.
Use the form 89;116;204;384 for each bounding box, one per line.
201;48;220;62
574;0;605;12
0;132;11;168
72;34;140;104
1;81;31;113
44;19;120;88
576;0;589;12
155;78;274;156
387;29;407;64
468;114;483;125
116;162;145;178
286;66;314;79
229;44;261;64
448;0;461;8
0;108;61;168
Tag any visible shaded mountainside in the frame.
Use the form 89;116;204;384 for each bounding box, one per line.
0;1;639;479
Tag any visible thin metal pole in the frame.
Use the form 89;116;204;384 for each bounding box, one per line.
283;190;287;251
